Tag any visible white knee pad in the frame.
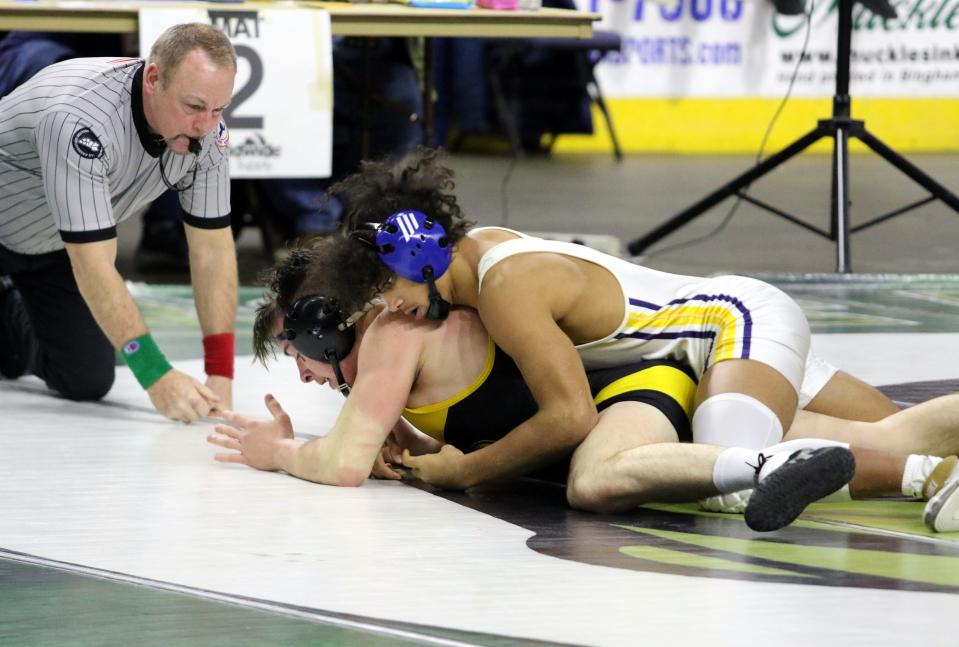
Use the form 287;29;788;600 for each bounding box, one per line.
692;393;784;449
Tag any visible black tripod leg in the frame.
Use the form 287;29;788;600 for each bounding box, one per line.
855;127;959;211
831;125;852;273
627;124;830;255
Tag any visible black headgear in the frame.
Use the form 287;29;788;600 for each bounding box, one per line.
276;295;356;396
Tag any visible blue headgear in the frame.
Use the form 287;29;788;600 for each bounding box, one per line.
360;210;452;320
374;210;452;283
276;295;356;396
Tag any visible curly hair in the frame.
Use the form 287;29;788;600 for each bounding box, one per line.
251;236;374;366
251;248;314;366
328;146;474;313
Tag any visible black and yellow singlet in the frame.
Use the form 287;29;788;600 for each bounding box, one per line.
402;337;698;467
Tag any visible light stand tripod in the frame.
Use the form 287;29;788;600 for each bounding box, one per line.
626;0;959;273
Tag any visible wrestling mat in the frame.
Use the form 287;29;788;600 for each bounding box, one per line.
2;277;958;646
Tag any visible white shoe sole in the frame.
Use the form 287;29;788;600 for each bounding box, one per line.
699;489;752;514
923;476;959;533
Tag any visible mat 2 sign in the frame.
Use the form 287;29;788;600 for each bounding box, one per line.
206;9;283;173
138;6;333;178
209;11;264;131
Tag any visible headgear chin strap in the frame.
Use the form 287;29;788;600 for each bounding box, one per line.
422;266;450;321
370;210;452;321
276;295;356;396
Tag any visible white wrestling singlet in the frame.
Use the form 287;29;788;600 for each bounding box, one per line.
474;228;835;406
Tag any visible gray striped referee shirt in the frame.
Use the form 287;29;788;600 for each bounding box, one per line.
0;57;230;256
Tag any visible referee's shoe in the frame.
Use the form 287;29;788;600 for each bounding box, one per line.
0;276;27;379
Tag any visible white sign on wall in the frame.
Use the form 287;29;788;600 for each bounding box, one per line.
577;0;959;98
139;7;333;178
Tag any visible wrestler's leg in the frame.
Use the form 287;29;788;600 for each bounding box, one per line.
741;438;950;500
785;394;959;456
565;402;846;514
566;402;719;513
741;440;952;531
744;445;958;532
848;448;907;497
803;369;900;421
693;358;798;449
566;406;859;531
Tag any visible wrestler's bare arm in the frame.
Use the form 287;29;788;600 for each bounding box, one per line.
277;316;424;485
209;315;428;485
390;418;443;458
456;254;599;487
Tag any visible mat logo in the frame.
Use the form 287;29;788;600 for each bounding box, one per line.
395;212;421;242
558;505;959;593
426;485;959;594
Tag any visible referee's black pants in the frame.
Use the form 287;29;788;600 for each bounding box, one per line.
0;245;115;400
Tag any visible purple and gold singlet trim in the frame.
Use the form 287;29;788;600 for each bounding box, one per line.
617;294;754;363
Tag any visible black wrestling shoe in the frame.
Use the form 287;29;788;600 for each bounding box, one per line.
744;446;856;532
0;276;27;379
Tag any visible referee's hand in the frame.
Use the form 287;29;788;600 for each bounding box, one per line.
147;368;220;423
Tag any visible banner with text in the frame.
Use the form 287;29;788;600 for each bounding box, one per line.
139;7;332;178
576;0;959;98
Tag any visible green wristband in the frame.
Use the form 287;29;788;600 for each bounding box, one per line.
120;333;173;390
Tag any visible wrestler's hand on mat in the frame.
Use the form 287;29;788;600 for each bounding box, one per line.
389;425;442;458
383;430;404;464
371;450;403;480
402;444;467;490
205;375;233;413
148;368;220;423
369;432;404;480
206;393;293;470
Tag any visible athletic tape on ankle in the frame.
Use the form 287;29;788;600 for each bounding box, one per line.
121;333;172;390
713;447;761;493
202;332;235;379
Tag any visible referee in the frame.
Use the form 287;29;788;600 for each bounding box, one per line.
0;23;238;422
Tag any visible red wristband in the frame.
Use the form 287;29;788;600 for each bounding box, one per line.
203;332;235;379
